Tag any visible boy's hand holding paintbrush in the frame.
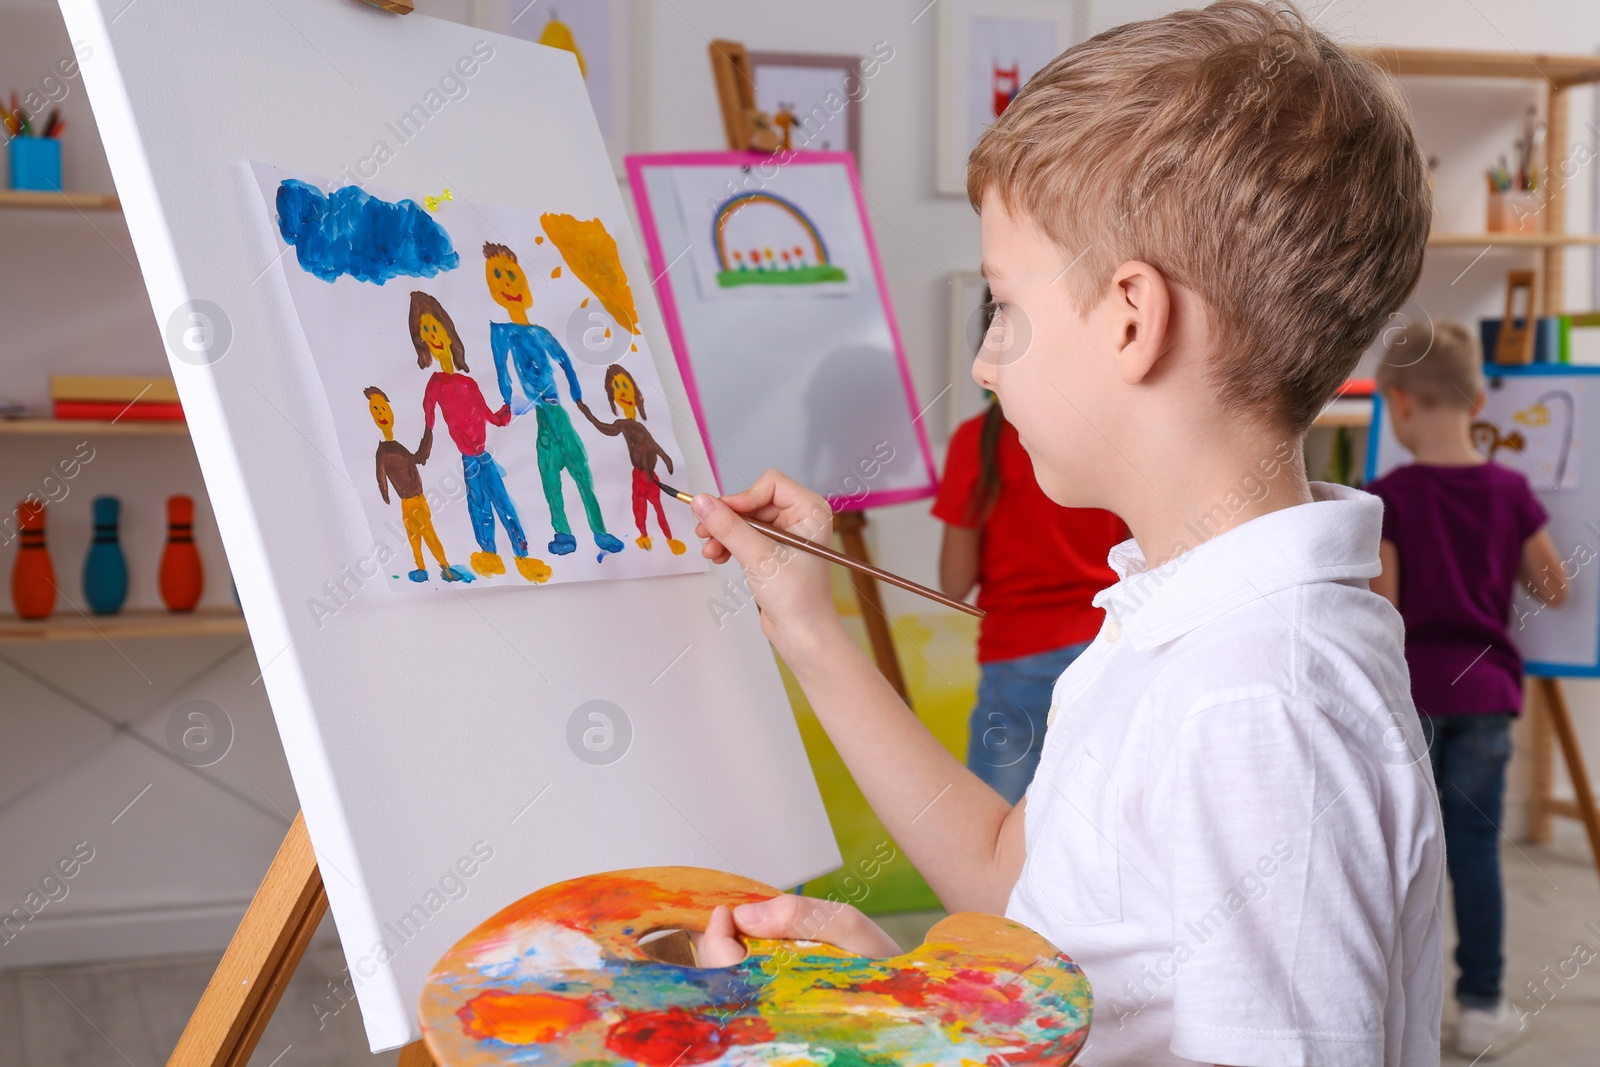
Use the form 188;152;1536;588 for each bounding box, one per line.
687;469;1025;962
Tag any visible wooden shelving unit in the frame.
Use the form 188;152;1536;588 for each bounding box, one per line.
0;417;187;436
0;188;121;211
0;608;247;644
1312;397;1373;429
1355;46;1600;317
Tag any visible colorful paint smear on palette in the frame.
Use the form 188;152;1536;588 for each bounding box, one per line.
711;192;848;289
420;866;1091;1067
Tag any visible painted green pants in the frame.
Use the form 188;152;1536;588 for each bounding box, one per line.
536;402;607;536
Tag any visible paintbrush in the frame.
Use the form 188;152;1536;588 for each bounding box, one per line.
656;479;985;618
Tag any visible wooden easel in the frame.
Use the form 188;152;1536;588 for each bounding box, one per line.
166;811;437;1065
1525;677;1600;880
705;42;912;704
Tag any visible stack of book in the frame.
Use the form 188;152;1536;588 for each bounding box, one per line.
50;376;184;421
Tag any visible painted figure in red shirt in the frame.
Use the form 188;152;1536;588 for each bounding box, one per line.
411;291;550;583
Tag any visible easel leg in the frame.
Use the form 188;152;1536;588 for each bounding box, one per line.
1538;678;1600;878
1528;678;1555;843
168;813;326;1067
1523;684;1548;844
834;510;911;704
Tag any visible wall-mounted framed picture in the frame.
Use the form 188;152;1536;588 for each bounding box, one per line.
947;270;994;438
746;50;864;164
936;0;1080;195
494;0;635;175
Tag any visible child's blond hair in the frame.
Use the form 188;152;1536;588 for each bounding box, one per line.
966;0;1431;433
1375;319;1483;410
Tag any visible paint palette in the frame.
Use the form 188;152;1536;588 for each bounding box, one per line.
420;866;1091;1066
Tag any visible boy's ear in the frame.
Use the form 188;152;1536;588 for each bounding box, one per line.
1387;388;1412;419
1470;388;1487;417
1108;261;1171;385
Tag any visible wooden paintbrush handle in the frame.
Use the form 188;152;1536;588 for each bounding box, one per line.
744;517;985;619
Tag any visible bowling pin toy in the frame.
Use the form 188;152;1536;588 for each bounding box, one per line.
159;494;204;613
83;495;129;615
11;499;56;620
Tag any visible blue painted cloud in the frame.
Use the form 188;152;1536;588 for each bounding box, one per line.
275;179;459;284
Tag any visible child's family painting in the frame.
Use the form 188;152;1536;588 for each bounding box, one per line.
252;163;706;589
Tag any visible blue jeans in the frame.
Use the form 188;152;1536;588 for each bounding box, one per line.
461;451;528;557
1422;713;1513;1008
967;642;1091;804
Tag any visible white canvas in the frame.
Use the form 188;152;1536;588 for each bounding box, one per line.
250;163;706;590
61;0;840;1050
632;155;937;506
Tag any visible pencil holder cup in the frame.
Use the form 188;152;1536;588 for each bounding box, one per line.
8;137;61;192
1488;190;1542;234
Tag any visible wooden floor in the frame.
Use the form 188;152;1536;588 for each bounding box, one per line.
2;828;1597;1065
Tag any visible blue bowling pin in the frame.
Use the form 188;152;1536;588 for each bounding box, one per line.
83;495;128;615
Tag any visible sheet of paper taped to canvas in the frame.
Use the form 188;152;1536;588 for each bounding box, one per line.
251;162;707;592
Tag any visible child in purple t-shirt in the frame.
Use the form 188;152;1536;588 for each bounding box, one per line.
1367;319;1568;1058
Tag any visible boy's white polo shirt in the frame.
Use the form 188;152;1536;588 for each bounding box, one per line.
1008;483;1444;1067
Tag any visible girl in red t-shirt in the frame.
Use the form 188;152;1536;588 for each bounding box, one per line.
934;398;1126;802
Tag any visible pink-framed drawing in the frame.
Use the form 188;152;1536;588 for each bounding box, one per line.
625;150;937;511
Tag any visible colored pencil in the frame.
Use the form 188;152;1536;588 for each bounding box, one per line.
656;479;985;618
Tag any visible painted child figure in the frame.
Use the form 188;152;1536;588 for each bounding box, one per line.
364;386;472;584
691;6;1449;1065
411;291;551;583
482;242;625;559
1368;320;1568;1059
575;365;685;555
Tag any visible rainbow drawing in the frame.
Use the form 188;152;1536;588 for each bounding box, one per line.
420;866;1092;1066
711;192;848;288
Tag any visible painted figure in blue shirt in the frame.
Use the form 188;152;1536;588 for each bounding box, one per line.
484;241;623;557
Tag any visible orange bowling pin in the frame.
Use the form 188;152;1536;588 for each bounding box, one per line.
159;495;204;612
11;499;56;620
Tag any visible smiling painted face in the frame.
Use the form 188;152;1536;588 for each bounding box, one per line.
610;375;638;419
486;254;531;314
419;312;456;373
368;392;395;440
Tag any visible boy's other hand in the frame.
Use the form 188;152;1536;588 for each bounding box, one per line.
692;894;902;968
691;470;837;648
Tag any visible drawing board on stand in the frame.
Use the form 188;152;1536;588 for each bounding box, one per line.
1368;364;1600;675
62;0;839;1050
626;151;937;508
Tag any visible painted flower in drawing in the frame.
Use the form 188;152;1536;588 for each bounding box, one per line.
710;192;848;289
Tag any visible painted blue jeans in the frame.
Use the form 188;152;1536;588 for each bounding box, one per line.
967;642;1092;804
1422;712;1513;1008
461;451;528;558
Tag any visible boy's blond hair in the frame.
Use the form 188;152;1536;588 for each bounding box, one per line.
967;0;1431;433
1375;319;1483;409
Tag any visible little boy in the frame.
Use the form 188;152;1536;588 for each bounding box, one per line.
1367;320;1567;1059
694;3;1445;1064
